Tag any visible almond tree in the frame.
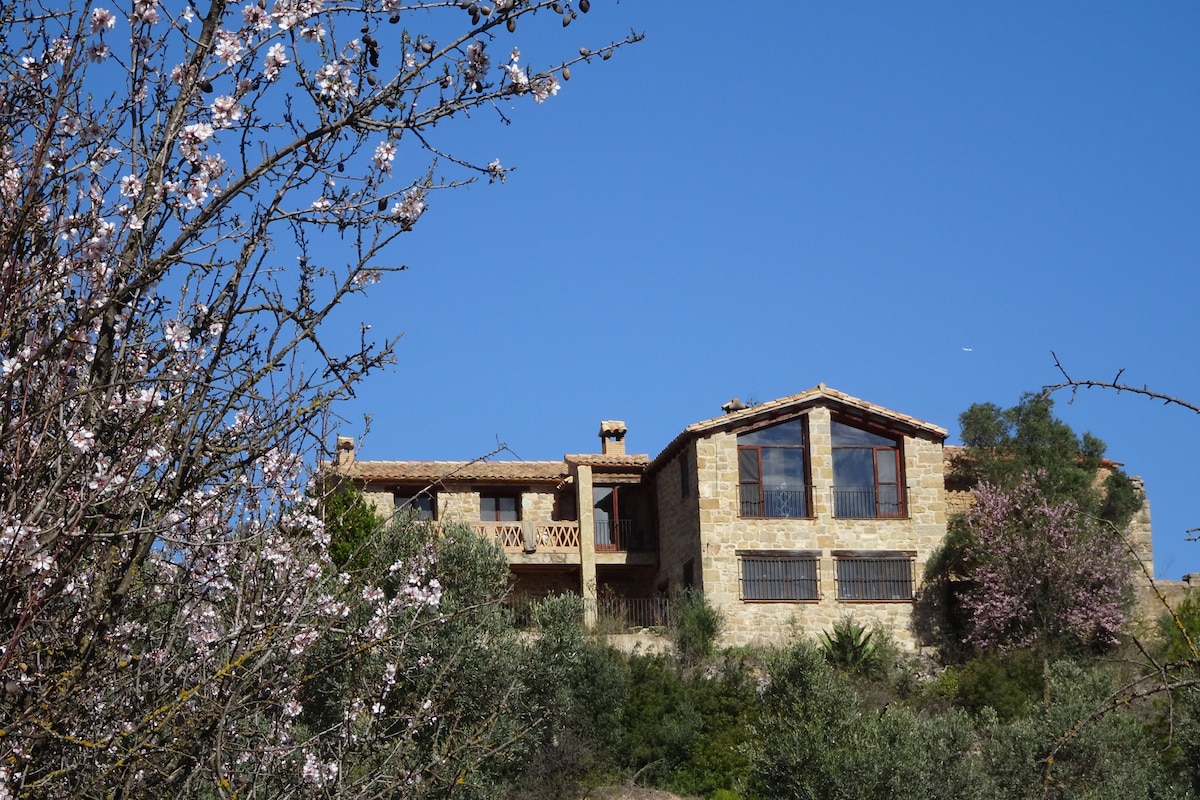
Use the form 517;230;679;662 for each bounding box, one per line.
960;474;1131;652
0;1;638;797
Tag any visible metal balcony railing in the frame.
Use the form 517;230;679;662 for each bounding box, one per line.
593;519;655;552
738;486;809;518
831;486;907;519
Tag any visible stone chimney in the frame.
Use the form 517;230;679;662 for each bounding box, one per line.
598;420;627;456
335;435;355;466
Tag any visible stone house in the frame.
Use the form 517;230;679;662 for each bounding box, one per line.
333;384;1155;649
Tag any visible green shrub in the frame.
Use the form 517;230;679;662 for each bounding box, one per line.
747;642;978;800
672;587;723;665
1158;591;1200;664
950;650;1043;722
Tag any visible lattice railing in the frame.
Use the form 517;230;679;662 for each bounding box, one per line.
469;521;581;551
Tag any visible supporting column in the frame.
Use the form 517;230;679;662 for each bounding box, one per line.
577;464;598;626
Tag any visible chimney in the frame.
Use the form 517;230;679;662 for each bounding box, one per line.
722;397;748;414
598;420;627;456
335;435;355;466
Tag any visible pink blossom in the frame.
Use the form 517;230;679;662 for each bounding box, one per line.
371;140;395;174
119;174;143;198
68;428;95;453
532;75;561;103
390;188;426;228
242;4;272;31
90;8;116;33
210;95;243;127
164;319;190;351
314;62;354;99
263;43;289;81
131;0;160;25
214;30;245;66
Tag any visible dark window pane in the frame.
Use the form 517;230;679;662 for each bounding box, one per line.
761;447;806;487
481;494;520;521
739;483;762;517
877;450;898;483
833;448;874;486
498;496;518;521
593;487;614;546
741;418;805;447
738;447;760;484
878;485;902;517
833;449;875;517
831;421;895;448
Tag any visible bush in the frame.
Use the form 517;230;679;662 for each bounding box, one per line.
748;642;978;800
672;587;723;665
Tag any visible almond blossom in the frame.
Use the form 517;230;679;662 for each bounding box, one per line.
0;3;641;796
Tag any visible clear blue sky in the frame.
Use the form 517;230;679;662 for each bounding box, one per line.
329;2;1200;579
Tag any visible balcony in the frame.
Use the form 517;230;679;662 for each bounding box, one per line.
738;485;810;518
593;519;655;553
831;486;907;519
468;521;580;552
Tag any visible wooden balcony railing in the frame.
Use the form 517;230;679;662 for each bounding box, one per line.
469;521;580;551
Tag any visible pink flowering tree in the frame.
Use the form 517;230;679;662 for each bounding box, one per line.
0;1;638;796
960;473;1132;653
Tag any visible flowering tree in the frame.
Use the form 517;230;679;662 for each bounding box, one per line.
0;1;638;796
960;474;1132;652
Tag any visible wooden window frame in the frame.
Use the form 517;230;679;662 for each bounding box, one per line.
479;492;521;522
831;420;906;519
737;418;811;519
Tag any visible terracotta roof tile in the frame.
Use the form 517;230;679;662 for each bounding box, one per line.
333;460;568;483
651;384;948;470
564;453;651;469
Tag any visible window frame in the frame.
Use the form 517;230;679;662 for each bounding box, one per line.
833;550;915;602
736;417;812;519
830;419;906;519
593;484;650;552
479;492;521;522
738;549;821;602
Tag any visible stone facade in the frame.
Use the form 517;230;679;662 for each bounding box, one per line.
652;405;949;649
334;384;1157;651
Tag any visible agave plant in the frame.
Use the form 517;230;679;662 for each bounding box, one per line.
818;616;885;677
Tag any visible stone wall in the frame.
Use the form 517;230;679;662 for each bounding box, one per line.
695;408;948;649
653;443;702;596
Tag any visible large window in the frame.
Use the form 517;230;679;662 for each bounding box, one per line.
739;550;820;601
737;418;810;518
834;551;914;601
480;493;520;522
831;420;904;518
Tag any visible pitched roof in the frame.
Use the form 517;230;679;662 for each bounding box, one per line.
651;384;948;470
333;460;568;484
